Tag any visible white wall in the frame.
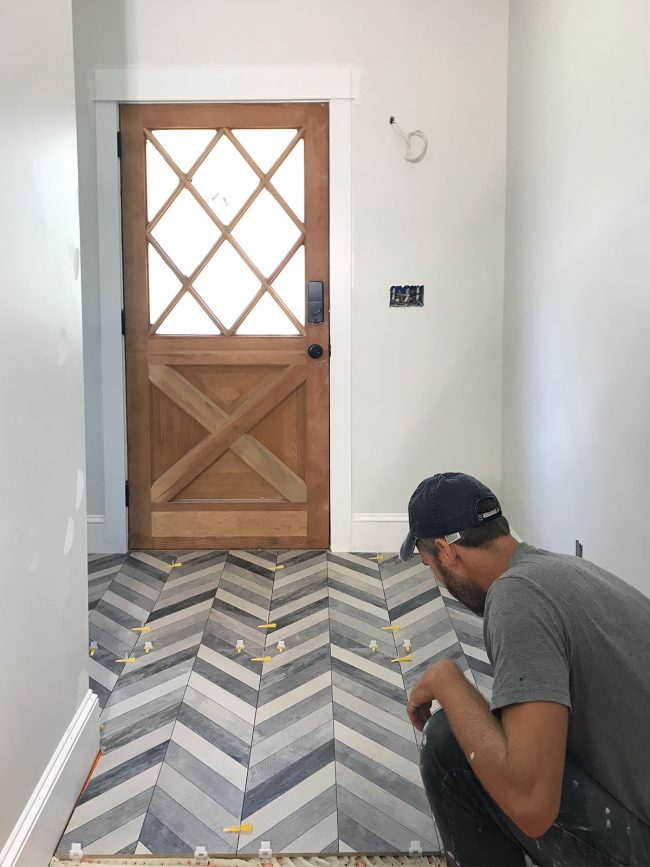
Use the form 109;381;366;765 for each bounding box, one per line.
502;0;650;593
0;0;98;857
72;0;509;539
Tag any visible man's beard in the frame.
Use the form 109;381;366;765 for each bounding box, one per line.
436;561;487;616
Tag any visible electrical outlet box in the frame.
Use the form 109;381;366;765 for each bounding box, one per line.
390;285;424;307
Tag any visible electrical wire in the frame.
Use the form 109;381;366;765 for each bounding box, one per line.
389;116;428;163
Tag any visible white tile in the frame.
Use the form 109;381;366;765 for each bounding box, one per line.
271;587;328;621
215;588;269;621
102;590;149;623
148;598;212;630
262;631;329;674
332;685;414;741
271;608;329;644
172;722;248;791
244;763;335;839
255;671;331;724
328;561;383;591
334;721;422;786
285;811;338;852
184;685;253;744
397;595;446;629
65;765;161;832
330;645;404;688
461;642;489;663
188;671;256;725
328;588;389;621
114;571;160;600
100;672;190;723
87;813;146;853
88;658;119;691
402;632;457;672
198;643;260;690
95;723;175;777
382;562;430;590
273;560;325;589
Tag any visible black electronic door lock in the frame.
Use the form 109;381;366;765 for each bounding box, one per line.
307;280;325;323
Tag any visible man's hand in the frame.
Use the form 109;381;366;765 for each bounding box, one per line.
407;660;463;730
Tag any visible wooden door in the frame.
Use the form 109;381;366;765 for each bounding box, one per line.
120;103;329;550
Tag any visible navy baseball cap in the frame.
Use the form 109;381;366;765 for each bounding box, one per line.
400;472;502;562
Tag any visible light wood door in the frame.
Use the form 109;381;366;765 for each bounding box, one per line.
120;103;329;549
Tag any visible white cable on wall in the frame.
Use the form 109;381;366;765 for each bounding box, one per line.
390;116;428;163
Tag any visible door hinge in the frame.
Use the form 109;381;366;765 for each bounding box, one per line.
125;481;129;508
121;308;126;335
116;130;122;158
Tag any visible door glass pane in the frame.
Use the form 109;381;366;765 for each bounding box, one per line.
150;188;220;278
156;292;220;335
151;129;217;173
193;136;259;225
231;189;301;279
148;245;182;323
146;141;179;221
271;139;304;222
272;247;305;324
233;129;297;173
193;241;261;330
237;292;299;335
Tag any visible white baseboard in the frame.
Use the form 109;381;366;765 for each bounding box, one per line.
0;691;100;867
350;513;409;553
87;515;106;554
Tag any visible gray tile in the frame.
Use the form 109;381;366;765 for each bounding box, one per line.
165;740;245;818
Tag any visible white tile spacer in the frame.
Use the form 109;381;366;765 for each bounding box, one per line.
403;638;412;653
69;843;83;861
259;840;273;858
409;840;422;856
277;640;286;652
194;845;209;864
236;640;245;654
144;640;154;653
369;640;378;653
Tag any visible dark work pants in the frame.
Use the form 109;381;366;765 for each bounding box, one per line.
420;711;650;867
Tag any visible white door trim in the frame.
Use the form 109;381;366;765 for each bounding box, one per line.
93;65;356;553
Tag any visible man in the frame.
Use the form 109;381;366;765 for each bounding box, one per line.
401;472;650;867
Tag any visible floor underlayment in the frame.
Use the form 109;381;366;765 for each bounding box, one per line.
51;856;446;866
57;551;493;857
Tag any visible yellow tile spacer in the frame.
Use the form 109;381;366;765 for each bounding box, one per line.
382;624;401;631
132;625;152;632
271;564;286;570
257;623;277;629
391;655;412;663
251;656;272;663
369;554;385;561
223;823;253;833
115;657;137;663
170;562;183;568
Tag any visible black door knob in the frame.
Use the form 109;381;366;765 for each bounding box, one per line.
307;343;324;359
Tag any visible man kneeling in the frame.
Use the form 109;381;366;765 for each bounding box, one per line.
401;473;650;867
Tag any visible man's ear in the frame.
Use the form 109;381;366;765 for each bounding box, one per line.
435;538;450;559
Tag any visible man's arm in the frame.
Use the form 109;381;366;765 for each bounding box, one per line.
409;660;568;838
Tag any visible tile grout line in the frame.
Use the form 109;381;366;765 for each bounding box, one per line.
326;553;341;852
236;549;278;856
378;555;443;852
134;550;227;853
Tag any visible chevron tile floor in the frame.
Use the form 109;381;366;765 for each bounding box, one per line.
57;550;493;858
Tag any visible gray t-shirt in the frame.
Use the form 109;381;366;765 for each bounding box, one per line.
484;542;650;826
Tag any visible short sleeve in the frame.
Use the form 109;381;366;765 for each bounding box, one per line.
484;576;572;713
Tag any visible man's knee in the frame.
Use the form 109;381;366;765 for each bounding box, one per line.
420;710;466;774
